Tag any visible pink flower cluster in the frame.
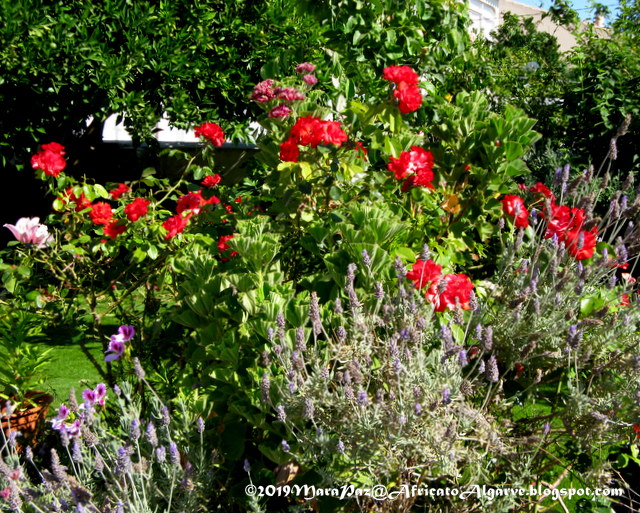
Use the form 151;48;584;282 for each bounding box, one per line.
251;63;317;119
3;217;54;248
104;325;136;362
51;383;107;438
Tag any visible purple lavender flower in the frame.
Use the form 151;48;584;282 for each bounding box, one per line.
155;446;167;464
71;440;83;463
130;419;141;441
115;446;133;475
567;325;582;349
161;406;171;427
336;439;345;453
414;403;423;415
276;405;286;422
197;417;205;434
361;249;371;268
295;328;307;351
486;355;499;383
303;398;315;420
133;358;146;379
243;459;251;473
145;422;158;447
336;325;347;342
458;350;468;367
442;388;451;405
261;372;270;403
483;326;493;351
281;440;291;452
169;442;181;466
356;392;368;406
267;327;275;342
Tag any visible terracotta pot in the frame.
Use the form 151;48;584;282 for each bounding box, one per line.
1;391;54;445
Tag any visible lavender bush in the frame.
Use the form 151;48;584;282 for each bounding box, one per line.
0;366;213;513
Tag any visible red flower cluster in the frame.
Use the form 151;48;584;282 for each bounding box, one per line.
407;258;475;313
125;198;150;222
163;214;191;239
501;182;599;260
382;65;422;114
110;183;130;199
194;122;225;146
163;189;220;239
58;187;91;212
387;146;435;190
201;174;222;187
104;221;127;239
89;202;114;225
279;116;348;162
31;142;67;177
501;195;529;229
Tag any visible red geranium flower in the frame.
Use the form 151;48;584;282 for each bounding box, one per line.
124;198;150;222
427;273;475;313
289;116;348;148
194;122;225;146
406;259;442;290
354;141;368;161
31;142;67;177
620;294;631;307
529;182;555;205
387;146;435;189
382;65;419;86
564;228;597;260
163;213;191;239
176;191;205;214
201;174;222;187
89;202;114;225
280;136;300;162
103;220;127;239
545;205;585;240
394;83;423;114
110;183;130;199
501;195;529;229
218;234;239;260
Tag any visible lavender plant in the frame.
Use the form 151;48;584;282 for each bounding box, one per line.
0;365;214;513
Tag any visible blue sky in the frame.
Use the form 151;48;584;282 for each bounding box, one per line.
515;0;621;20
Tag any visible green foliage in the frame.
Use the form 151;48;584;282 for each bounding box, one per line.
0;310;52;408
0;0;318;166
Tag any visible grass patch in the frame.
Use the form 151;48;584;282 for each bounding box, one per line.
40;342;104;409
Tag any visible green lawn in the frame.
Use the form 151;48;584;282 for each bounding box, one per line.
41;341;104;410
